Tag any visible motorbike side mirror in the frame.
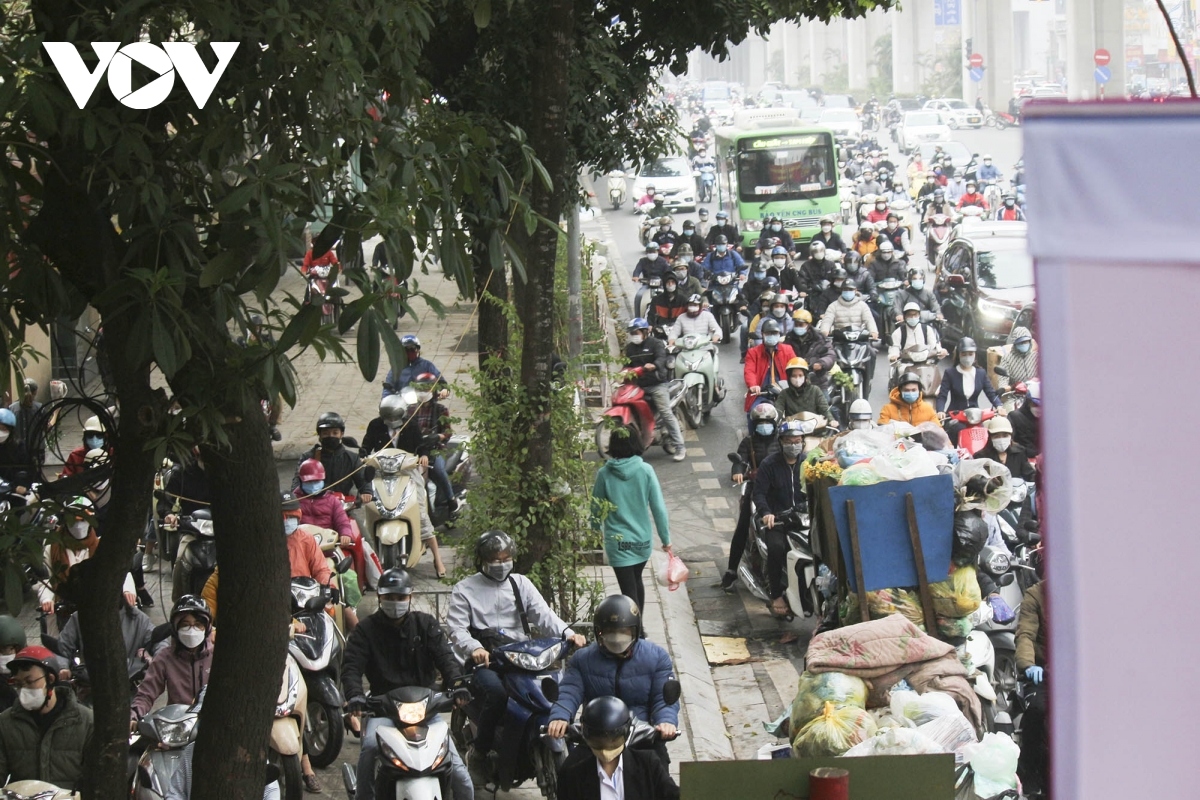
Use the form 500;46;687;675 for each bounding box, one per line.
1023;519;1040;532
541;676;560;704
663;678;682;706
993;366;1008;377
335;556;354;574
1025;531;1042;545
727;453;741;464
998;572;1016;587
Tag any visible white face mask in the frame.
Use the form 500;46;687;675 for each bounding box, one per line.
991;437;1011;453
629;333;645;345
18;687;46;711
0;430;9;444
1030;406;1042;419
380;599;411;619
821;225;832;233
789;376;805;388
0;654;14;675
177;626;206;649
601;631;634;655
69;521;91;540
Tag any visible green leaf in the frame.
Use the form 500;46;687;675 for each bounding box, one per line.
474;0;492;28
217;183;257;215
199;250;246;288
276;304;322;352
356;310;380;381
151;313;179;378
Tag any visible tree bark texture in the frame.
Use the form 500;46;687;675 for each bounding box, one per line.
191;406;291;800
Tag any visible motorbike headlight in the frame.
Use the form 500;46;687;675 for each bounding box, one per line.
986;550;1011;575
376;454;403;474
978;299;1019;322
396;697;429;725
505;642;565;672
156;717;197;748
1010;481;1029;503
290;580;323;610
744;219;763;231
717;273;732;285
378;736;411;770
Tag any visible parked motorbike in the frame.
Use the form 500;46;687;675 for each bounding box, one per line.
452;637;573;798
829;326;875;424
606;170;627;210
288;575;349;768
170;511;216;603
305;263;342;327
706;273;741;344
672;333;726;429
925;213;954;264
270;653;308;800
594;372;686;458
131;697;200;800
360;448;425;572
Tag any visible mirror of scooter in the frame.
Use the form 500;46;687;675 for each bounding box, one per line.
994;366;1008;377
541;676;560;704
335;556;354;574
998;572;1016;587
727;453;740;464
663;679;682;707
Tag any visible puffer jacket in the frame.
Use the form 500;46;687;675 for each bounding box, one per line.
0;686;93;789
130;639;213;721
548;640;679;727
878;387;939;426
742;343;796;410
817;296;878;337
297;490;358;543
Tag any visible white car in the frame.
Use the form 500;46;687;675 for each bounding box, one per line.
632;157;697;212
923;98;984;129
897;110;952;153
819;108;861;143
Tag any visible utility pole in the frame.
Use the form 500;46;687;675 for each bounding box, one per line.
567;193;582;359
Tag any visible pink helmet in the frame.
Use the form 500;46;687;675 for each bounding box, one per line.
298;458;325;482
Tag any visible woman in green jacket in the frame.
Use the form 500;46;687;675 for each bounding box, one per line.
592;426;672;613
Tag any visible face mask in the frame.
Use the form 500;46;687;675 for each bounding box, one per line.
0;654;14;674
301;480;324;494
592;743;625;764
69;521;90;540
905;316;920;328
674;270;688;281
686;305;700;317
177;626;206;649
380;599;411;619
485;560;513;582
664;284;676;294
752;269;766;280
763;334;781;347
821;225;832;233
716;246;728;255
319;436;342;451
959;355;975;368
18;687;46;712
832;281;843;290
788;373;808;388
1015;341;1032;354
847;261;860;273
794;325;808;337
283;517;299;536
754;423;775;437
876;204;886;211
850;420;871;431
0;430;9;445
812;251;825;261
601;631;634;655
910;280;924;291
629;332;645;345
683;228;694;235
85;435;104;450
659;225;668;232
1030;405;1042;419
771;224;781;232
1005;200;1016;207
841;291;856;302
887;222;898;231
771;307;786;318
901;390;920;404
984;160;992;166
992;436;1011;453
781;442;804;458
773;258;786;268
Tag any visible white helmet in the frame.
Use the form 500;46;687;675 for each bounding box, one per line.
848;398;873;419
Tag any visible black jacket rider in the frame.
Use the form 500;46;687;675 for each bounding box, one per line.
292;441;372;497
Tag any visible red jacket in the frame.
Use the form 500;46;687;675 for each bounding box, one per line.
298;491;358;543
743;343;796;410
302;248;338;276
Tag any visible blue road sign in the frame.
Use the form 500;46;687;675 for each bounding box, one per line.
969;66;985;82
1095;65;1112;84
934;0;961;26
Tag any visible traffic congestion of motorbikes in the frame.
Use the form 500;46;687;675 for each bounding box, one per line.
1;81;1044;800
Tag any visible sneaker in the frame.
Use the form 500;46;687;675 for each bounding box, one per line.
302;773;321;794
137;588;155;608
672;448;686;462
718;570;737;592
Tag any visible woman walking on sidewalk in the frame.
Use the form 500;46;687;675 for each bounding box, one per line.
592;426;672;613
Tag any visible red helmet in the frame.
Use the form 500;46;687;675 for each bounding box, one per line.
298;458;325;482
9;645;59;680
413;372;438;387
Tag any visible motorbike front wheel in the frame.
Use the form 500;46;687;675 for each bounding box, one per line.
594;421;613;458
380;542;399;571
304;700;345;768
532;741;565;800
270;752;303;800
684;384;704;429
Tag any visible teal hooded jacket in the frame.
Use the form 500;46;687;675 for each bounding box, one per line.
591;455;671;567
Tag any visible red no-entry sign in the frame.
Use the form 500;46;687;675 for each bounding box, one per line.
1094;48;1111;66
969;53;984;68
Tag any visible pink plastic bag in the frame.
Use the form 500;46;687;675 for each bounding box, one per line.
660;552;689;591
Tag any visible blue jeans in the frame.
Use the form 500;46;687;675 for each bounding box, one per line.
357;716;472;800
430;455;455;510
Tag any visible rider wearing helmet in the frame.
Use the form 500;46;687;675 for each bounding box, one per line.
1009;379;1041;458
296;458;364;585
775;358;831;419
381;334;449;399
447;531;585;774
957;180;989;211
892;267;941;322
879;371;938;426
36;497;124;625
59;414;108;478
743;318;796;412
978;154;1002;183
547;595;680;765
651;215;678;252
756;216;794;254
923;187;953;227
667;294;722;345
847;398;875;431
811;215;847;253
890;300;946;365
292;411;372;502
851;221;878;258
843;248;876;301
975;416;1036;481
936;337;1003;415
702;233;747;277
677;219;706;260
705;210;740;249
866;196;890;225
769;244;791;273
752;420;809;617
649;272;689;327
632;241;672;318
796;240;834;298
557;696;679;799
0;614;26;712
720;405;783;591
0;405;31;497
880;212;912;257
624;317;686;461
868;238;908;285
784;309;836;390
996;193;1025;221
636;184;659;211
811;266;848;320
0;645;93;789
817;277;879;340
344;568;473;800
131;596;214;728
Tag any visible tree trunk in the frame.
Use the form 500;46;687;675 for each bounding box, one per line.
511;0;574;573
191;407;291;800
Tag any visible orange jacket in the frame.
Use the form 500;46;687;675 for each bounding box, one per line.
878;386;939;426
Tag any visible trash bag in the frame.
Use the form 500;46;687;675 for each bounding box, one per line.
890;690;961;726
917;710;978;754
960;733;1020;797
790;672;869;729
930;566;983;619
843;726;947;757
835;429;896;469
937;614;975;640
840;587;926;630
340;566;363;609
953;459;1013;514
871;442;947;482
952;511;989;566
915;421;953;452
839;462;884;486
791;701;878;758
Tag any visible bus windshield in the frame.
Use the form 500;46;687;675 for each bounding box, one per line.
735;133;837;202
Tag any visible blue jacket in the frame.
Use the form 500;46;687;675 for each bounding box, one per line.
382;357;444;397
703;249;745;276
549;641;679;727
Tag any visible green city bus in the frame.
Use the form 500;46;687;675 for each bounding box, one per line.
713;110;845;253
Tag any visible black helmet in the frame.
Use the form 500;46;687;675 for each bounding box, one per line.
842;279;858;292
958;336;978;354
897;371;924;391
0;614;26;650
714;234;728;245
475;529;516;567
316;411;345;432
377;568;416;597
281;490;300;512
593;594;640;635
170;595;213;629
580;696;632;746
760;319;782;336
831;267;848;281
